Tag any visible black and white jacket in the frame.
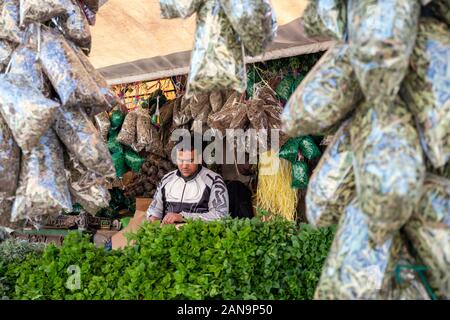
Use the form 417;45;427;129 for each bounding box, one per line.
146;166;229;222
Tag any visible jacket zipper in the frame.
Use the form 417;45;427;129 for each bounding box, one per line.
178;181;187;213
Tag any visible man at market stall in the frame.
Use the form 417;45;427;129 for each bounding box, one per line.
146;137;229;225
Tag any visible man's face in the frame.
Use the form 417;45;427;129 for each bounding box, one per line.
177;150;199;178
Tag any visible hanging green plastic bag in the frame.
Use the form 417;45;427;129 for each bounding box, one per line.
278;137;300;163
124;150;145;173
292;160;309;189
110;110;125;131
111;152;127;178
107;130;123;154
275;73;295;101
299;136;321;160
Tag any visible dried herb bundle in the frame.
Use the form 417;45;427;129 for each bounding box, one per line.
186;0;246;97
11;130;72;222
134;108;152;152
302;0;347;40
282;44;362;137
70;42;119;109
61;0;92;50
0;0;23;43
147;125;164;156
314;200;402;300
117;111;137;147
0;115;20;227
64;153;110;215
19;0;70;26
209;91;223;113
159;0;203;19
306;120;355;227
40;27;105;108
350;100;426;245
53;105;116;179
347;0;420;104
401;18;450;169
220;0;277;56
9;43;49;94
173;95;193;127
405;172;450;299
94;111;111;142
0;39;14;70
0;73;59;151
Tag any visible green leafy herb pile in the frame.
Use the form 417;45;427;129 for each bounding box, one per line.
1;218;335;300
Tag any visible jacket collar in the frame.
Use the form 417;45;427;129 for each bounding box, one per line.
176;165;203;182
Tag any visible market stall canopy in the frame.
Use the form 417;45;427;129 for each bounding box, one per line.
90;0;335;85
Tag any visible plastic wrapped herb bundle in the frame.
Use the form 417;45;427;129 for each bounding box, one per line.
69;40;119;109
11;130;72;222
159;0;203;19
64;153;110;215
136;106;153;152
0;115;20;227
314;200;403;300
401;18;450;169
429;0;450;25
350;100;426;245
0;73;59;151
39;26;105;108
0;39;14;70
116;111;137;147
347;0;420;104
94;111;111;142
302;0;347;40
19;0;70;26
53;105;116;179
173;95;192;127
61;0;92;50
186;0;246;98
220;0;277;56
8;43;50;94
0;0;23;43
306;121;355;228
282;44;362;137
404;174;450;298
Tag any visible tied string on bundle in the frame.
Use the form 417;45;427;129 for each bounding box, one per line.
394;264;438;300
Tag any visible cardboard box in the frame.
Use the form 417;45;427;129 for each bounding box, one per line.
111;198;152;250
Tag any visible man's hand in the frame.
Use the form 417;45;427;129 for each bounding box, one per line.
147;215;161;223
161;212;185;225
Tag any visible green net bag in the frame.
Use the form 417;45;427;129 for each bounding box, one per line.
111;152;127;178
124;149;145;173
110;110;125;131
292;160;309;189
107;130;123;154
